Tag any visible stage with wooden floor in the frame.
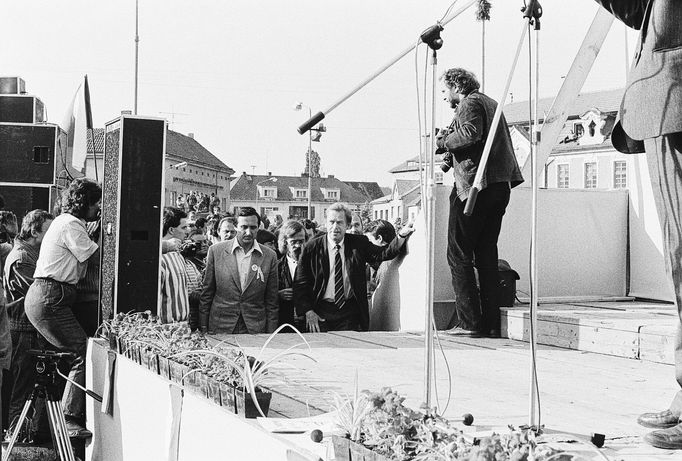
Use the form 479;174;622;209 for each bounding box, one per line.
211;328;679;460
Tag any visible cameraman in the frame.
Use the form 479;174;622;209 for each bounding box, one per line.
435;68;523;337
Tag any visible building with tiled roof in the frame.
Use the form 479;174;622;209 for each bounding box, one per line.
86;128;234;210
230;172;370;222
344;181;385;202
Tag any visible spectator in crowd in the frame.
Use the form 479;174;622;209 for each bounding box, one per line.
160;207;191;324
256;229;278;257
294;202;413;332
206;216;222;245
179;239;204;331
262;216;271;231
218;217;237;242
210;193;220;211
269;214;284;233
187;210;197;223
302;219;318;240
187;192;198;211
199;207;279;334
277;220;307;331
24;178;101;437
3;210;54;437
175;195;185;211
364;220;404;331
0;211;18;270
348;212;363;235
199;193;210;212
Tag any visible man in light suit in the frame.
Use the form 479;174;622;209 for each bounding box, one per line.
595;0;682;449
294;202;413;332
199;207;278;334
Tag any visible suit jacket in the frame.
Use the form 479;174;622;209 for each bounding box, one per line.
199;239;279;334
596;0;682;146
277;255;297;326
293;232;409;331
436;91;523;200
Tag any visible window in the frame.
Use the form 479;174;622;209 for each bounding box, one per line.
557;164;569;188
295;190;307;199
584;162;597;189
574;123;584;138
326;190;339;200
407;161;418;168
614;160;627;189
435;171;444;184
262;188;275;198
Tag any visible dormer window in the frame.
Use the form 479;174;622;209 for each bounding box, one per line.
326;190;339;200
295;189;307;199
588;120;597;137
259;186;277;199
574;123;584;138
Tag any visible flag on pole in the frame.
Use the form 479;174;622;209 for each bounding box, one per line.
61;75;93;172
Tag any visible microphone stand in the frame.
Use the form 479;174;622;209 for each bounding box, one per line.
295;2;478;412
296;0;477;135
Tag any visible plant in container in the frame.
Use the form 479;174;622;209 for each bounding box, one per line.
171;323;316;418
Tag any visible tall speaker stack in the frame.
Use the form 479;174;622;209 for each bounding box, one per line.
0;76;69;216
100;115;167;319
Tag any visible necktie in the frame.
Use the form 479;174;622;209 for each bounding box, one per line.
334;245;345;309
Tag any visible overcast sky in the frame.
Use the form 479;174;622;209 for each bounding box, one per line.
0;1;635;187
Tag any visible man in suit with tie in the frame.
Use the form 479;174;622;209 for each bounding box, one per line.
199;207;279;334
595;0;682;449
294;202;413;332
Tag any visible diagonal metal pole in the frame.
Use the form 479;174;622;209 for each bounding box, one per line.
297;0;477;134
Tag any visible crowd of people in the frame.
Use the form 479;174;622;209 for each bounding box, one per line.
174;190;221;214
0;181;413;440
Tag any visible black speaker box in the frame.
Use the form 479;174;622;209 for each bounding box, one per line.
0;123;67;185
100;116;167;319
0;185;55;217
0;77;26;95
0;95;45;123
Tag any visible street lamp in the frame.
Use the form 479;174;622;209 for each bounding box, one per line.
294;102;313;219
294;103;327;219
255;176;277;217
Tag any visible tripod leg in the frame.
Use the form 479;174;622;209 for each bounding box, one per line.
46;399;76;461
2;397;36;461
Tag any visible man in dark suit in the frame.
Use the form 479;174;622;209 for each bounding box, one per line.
294;202;413;332
595;0;682;449
276;220;307;331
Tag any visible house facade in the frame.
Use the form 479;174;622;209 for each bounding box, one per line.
86;129;234;210
229;172;372;222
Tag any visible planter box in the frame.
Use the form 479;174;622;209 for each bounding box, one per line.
169;360;188;385
218;383;237;413
206;377;222;405
140;349;159;374
235;388;272;419
158;356;171;380
184;369;204;397
332;435;390;461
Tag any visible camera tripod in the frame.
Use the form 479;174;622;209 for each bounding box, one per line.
4;351;80;461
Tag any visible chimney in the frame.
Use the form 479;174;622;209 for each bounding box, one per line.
121;110;132;115
188;133;194;139
328;174;335;179
268;172;272;176
302;172;309;178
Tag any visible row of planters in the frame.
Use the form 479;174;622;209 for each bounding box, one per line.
100;311;315;418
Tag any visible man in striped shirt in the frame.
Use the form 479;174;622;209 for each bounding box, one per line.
160;207;190;323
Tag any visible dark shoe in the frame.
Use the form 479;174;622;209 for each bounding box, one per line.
485;329;501;338
638;409;680;429
644;423;682;449
65;420;92;439
446;326;482;337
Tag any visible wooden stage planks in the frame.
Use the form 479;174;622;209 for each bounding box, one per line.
208;330;681;460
